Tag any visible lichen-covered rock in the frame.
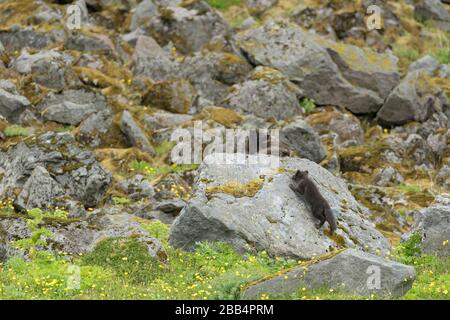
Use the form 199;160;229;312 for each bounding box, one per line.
242;249;416;299
306;108;364;147
0;80;30;123
414;0;450;31
179;51;252;106
117;174;155;201
132;35;177;81
169;153;390;260
0;132;112;210
142;110;193;130
402;195;450;257
120;110;155;156
280;118;327;163
37;89;111;125
146;1;231;54
75;109;114;148
377;71;449;126
15;166;66;211
246;0;278;15
237;21;399;114
224;67;303;120
11;49;79;90
0;28;65;52
143;78;197;114
0;212;165;261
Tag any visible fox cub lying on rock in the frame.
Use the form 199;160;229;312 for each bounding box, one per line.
290;170;337;234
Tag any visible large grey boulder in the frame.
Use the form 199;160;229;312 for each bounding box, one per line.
0;132;112;211
237;21;399;114
242;249;416;299
377;70;448;126
224;67;303;120
0;80;30;123
169;153;390;260
120;110;155;156
280;118;327;163
37;89;111;125
0;212;165;261
402;195;450;257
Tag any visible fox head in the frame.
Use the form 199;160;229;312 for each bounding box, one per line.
293;170;309;181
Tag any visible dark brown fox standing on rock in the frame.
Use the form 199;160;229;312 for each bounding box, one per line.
290;170;337;234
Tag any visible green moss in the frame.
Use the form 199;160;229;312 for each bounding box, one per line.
206;0;242;10
3;125;29;137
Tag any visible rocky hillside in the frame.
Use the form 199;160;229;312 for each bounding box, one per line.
0;0;449;300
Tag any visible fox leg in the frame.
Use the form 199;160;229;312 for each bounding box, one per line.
314;208;326;229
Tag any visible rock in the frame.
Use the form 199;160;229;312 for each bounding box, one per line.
132;35;177;81
15;166;66;211
129;0;159;31
75;109;114;148
0;28;65;52
169;153;390;260
37;89;111;125
372;166;404;187
436;162;450;189
280;119;327;163
146;1;231;54
120;110;155;156
415;0;450;31
306;108;364;147
407;55;440;74
117;174;155;201
0;212;165;261
377;71;448;126
11;49;78;90
142;111;193;130
0;80;30;123
179;51;252;106
155;198;186;215
237;21;399;114
246;0;278;15
0;132;112;210
224;67;303;120
65;32;114;53
143;78;197;114
403;195;450;257
242;249;416;299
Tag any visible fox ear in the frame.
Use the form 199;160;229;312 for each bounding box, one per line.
304;170;309;176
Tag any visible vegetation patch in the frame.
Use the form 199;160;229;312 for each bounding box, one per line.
206;178;265;198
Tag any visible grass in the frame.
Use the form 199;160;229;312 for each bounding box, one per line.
129;160;198;180
0;218;448;300
300;98;316;113
393;45;420;64
0;220;297;299
3;125;29;137
433;49;450;65
206;0;242;10
397;183;423;193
